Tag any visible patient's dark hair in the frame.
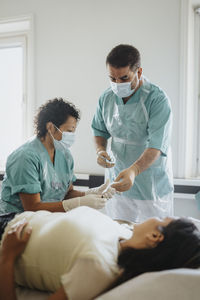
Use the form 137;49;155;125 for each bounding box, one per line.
113;219;200;288
106;44;141;70
34;98;80;138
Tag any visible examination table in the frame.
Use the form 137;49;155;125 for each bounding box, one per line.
16;267;200;300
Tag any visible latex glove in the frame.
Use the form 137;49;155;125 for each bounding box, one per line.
111;164;140;192
85;179;116;199
62;194;107;211
97;150;115;168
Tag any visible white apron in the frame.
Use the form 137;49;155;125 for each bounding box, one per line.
102;79;174;222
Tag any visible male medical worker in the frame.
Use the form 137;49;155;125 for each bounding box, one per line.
92;44;174;222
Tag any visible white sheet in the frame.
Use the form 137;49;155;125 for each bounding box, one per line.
16;287;50;300
16;268;200;300
96;268;200;300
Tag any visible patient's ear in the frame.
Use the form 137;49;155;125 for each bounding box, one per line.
146;231;164;248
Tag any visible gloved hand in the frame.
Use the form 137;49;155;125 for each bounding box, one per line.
85;179;116;199
97;150;115;168
62;194;107;212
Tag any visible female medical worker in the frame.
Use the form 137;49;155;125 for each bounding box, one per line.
0;98;114;213
92;44;174;222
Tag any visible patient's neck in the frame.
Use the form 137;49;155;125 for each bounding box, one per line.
119;231;147;250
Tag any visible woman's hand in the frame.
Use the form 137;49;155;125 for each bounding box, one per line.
1;219;32;261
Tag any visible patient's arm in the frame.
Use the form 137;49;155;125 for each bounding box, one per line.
0;221;68;300
0;252;17;300
0;220;31;300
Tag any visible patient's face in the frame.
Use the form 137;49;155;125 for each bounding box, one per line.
135;217;173;235
120;217;176;250
131;217;175;248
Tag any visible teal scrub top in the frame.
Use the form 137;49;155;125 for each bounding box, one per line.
0;136;76;213
92;78;173;200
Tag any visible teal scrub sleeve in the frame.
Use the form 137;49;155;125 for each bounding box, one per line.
92;96;111;139
147;96;172;156
72;174;77;182
7;152;41;195
68;153;76;183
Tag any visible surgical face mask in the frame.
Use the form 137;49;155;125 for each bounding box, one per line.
110;80;137;98
50;125;75;150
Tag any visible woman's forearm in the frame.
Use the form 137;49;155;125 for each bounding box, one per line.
64;189;85;199
25;201;65;212
0;254;68;300
20;193;65;212
0;254;17;300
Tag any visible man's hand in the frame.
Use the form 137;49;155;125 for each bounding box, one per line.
97;150;115;168
1;219;32;261
111;164;140;192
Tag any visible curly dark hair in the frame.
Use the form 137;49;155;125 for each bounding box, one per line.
106;44;141;70
34;98;80;138
112;218;200;289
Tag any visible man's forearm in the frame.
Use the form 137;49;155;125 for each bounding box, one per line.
132;148;161;173
94;136;107;152
0;255;17;300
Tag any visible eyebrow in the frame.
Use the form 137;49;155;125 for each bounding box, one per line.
120;75;129;80
109;75;129;80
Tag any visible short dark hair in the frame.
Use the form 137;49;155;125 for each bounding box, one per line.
112;218;200;289
106;44;141;70
34;98;80;138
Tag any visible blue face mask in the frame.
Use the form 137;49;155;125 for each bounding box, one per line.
110;81;137;98
50;125;75;150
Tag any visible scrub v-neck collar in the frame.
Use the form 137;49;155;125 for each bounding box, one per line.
36;137;57;168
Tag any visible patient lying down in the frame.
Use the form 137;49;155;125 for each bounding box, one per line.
0;207;200;300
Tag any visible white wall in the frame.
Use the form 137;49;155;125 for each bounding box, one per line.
174;196;200;219
0;0;181;175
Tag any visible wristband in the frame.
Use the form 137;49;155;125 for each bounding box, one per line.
62;197;80;212
96;148;106;155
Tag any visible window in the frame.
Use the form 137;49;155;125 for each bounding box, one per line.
178;1;200;179
0;41;23;169
194;7;200;177
0;16;34;170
